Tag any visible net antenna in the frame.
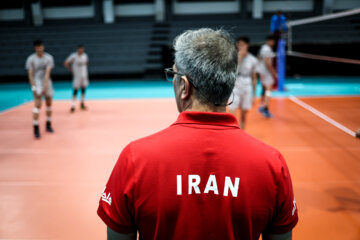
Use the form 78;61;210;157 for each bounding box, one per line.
287;8;360;65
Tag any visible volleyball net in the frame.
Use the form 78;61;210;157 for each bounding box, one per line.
276;8;360;91
287;8;360;61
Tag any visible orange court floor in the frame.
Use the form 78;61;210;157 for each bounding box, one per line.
0;97;359;240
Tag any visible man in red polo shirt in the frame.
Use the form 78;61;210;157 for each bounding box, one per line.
97;28;298;240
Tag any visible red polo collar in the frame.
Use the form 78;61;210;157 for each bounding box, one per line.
172;111;240;128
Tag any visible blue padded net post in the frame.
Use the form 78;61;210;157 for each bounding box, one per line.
277;39;286;92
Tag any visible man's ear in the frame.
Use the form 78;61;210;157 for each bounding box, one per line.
180;76;191;100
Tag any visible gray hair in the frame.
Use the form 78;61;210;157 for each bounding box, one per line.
173;28;238;106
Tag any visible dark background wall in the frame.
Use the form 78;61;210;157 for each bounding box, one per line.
0;0;359;81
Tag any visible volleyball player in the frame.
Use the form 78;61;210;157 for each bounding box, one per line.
228;36;257;129
25;40;55;139
257;35;277;118
64;45;89;112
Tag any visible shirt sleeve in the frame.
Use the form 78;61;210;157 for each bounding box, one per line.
97;144;136;234
25;56;32;70
47;55;54;69
65;53;75;64
261;46;274;59
267;153;298;234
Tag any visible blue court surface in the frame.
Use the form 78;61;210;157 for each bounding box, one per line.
0;77;359;112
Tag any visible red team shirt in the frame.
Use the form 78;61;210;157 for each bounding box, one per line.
98;112;298;240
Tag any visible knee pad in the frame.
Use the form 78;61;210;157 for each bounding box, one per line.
265;90;272;97
33;107;40;114
81;88;86;94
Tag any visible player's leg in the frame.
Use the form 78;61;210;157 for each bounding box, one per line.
240;109;248;129
44;83;54;132
259;74;273;118
240;85;252;129
262;85;273;118
71;88;78;112
228;90;241;125
80;87;87;110
71;76;81;112
80;76;89;110
228;103;239;125
257;72;265;105
228;107;239;125
260;85;265;104
258;75;266;114
33;95;42;139
45;96;54;133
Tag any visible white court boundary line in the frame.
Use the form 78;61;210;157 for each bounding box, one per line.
288;95;356;137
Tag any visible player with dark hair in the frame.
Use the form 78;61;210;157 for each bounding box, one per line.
257;34;277;118
25;39;55;139
64;44;89;112
228;36;258;129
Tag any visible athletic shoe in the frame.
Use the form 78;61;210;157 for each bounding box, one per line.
262;109;273;118
258;106;265;114
80;102;87;110
70;106;75;113
46;121;54;133
34;125;40;139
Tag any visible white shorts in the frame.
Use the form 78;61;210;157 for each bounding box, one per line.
229;83;252;111
260;73;274;87
73;76;89;89
34;79;54;97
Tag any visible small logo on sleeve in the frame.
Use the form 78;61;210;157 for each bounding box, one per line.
101;187;112;206
292;199;297;216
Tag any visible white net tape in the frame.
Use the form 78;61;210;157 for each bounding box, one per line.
287;8;360;65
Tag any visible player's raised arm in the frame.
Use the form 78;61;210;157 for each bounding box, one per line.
251;71;257;104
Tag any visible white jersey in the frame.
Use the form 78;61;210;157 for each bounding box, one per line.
256;44;275;76
229;53;257;111
236;53;258;86
25;53;54;82
66;52;88;81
